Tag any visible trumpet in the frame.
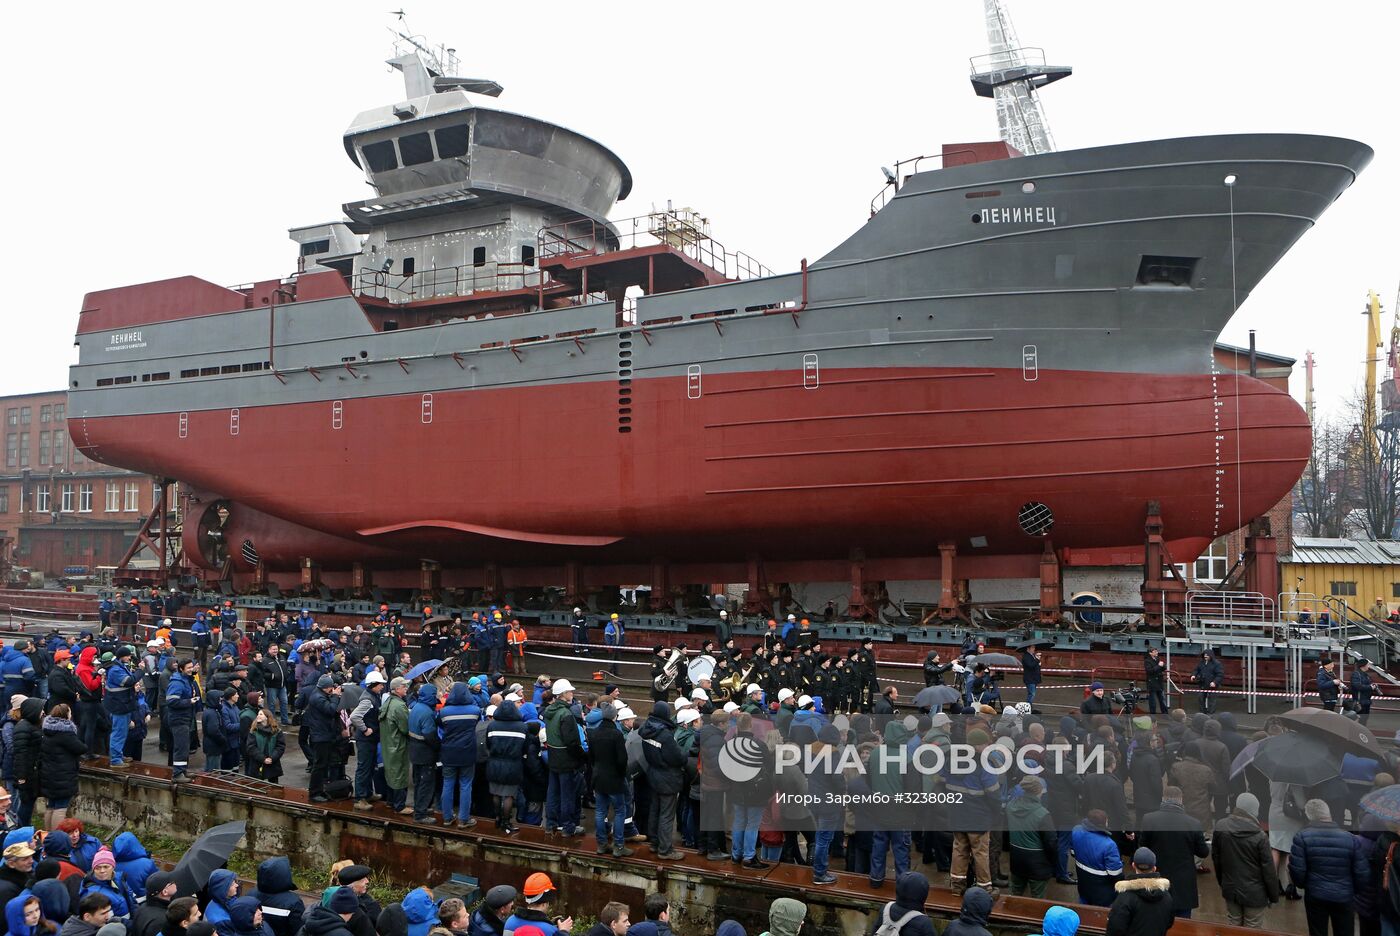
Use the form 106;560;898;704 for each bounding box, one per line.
653;649;684;693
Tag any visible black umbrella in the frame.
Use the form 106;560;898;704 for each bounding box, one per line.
966;652;1020;667
1231;733;1341;786
172;820;246;896
913;685;962;709
1012;638;1054;651
1277;707;1389;761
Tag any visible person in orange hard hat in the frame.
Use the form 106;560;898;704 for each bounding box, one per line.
505;873;570;936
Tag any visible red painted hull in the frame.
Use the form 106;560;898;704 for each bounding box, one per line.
75;366;1308;572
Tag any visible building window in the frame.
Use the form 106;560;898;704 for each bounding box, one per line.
17;432;27;468
60;483;74;513
1329;580;1358;597
78;483;92;513
1193;537;1230;584
105;483;120;513
151;481;162;507
18;408;29;426
0;487;7;513
52;429;66;466
39;405;51;424
124;481;139;512
72;444;82;465
35;484;49;514
1393;583;1400;599
4;434;14;468
5;409;14;428
54;404;64;423
38;431;49;467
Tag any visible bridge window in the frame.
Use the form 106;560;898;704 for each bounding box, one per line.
399;132;434;167
300;239;330;257
435;124;470;159
362;140;398;173
473;247;486;267
521;245;535;267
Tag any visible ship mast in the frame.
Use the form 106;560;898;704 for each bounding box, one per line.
969;0;1072;155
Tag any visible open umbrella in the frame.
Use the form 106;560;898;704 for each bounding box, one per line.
1228;738;1263;780
1361;784;1400;824
1011;637;1055;651
966;652;1020;667
1277;706;1388;761
172;820;246;896
1230;733;1341;786
404;659;445;681
914;685;962;709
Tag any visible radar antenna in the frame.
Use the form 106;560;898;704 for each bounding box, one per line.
968;0;1071;155
387;22;503;100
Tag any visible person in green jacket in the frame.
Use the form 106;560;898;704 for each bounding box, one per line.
867;719;914;887
760;897;807;936
1007;777;1059;897
380;677;412;813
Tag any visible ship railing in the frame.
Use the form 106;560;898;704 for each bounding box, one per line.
969;46;1050;77
538;210;773;282
869;149;977;216
353;261;547;303
1184;589;1281;642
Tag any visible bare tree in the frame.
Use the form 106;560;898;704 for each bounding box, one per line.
1296;415;1351;538
1342;387;1400;540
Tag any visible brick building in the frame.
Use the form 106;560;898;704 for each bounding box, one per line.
0;389;165;581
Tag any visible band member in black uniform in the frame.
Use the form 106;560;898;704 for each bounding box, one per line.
808;654;833;710
649;645;671;702
855;637;879;712
770;648;795;694
798;644;817;691
673;643;694;698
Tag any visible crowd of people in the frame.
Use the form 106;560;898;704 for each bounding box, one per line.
25;602;1400;936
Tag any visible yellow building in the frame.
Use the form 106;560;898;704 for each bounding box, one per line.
1280;536;1400;617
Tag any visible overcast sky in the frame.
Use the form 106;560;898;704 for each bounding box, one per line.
3;1;1393;417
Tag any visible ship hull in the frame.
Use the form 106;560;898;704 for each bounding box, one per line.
67;133;1367;577
77;364;1306;572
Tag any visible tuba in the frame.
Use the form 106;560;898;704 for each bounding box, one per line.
653;649;685;693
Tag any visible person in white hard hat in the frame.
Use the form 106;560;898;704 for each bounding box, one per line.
350;670;388;810
791;693;825;734
542;678;584;835
571;606;589;656
775;687;799;735
690;686;713;716
613;706;647;844
742;683;766;716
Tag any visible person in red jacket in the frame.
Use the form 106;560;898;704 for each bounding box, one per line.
74;646;105;758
